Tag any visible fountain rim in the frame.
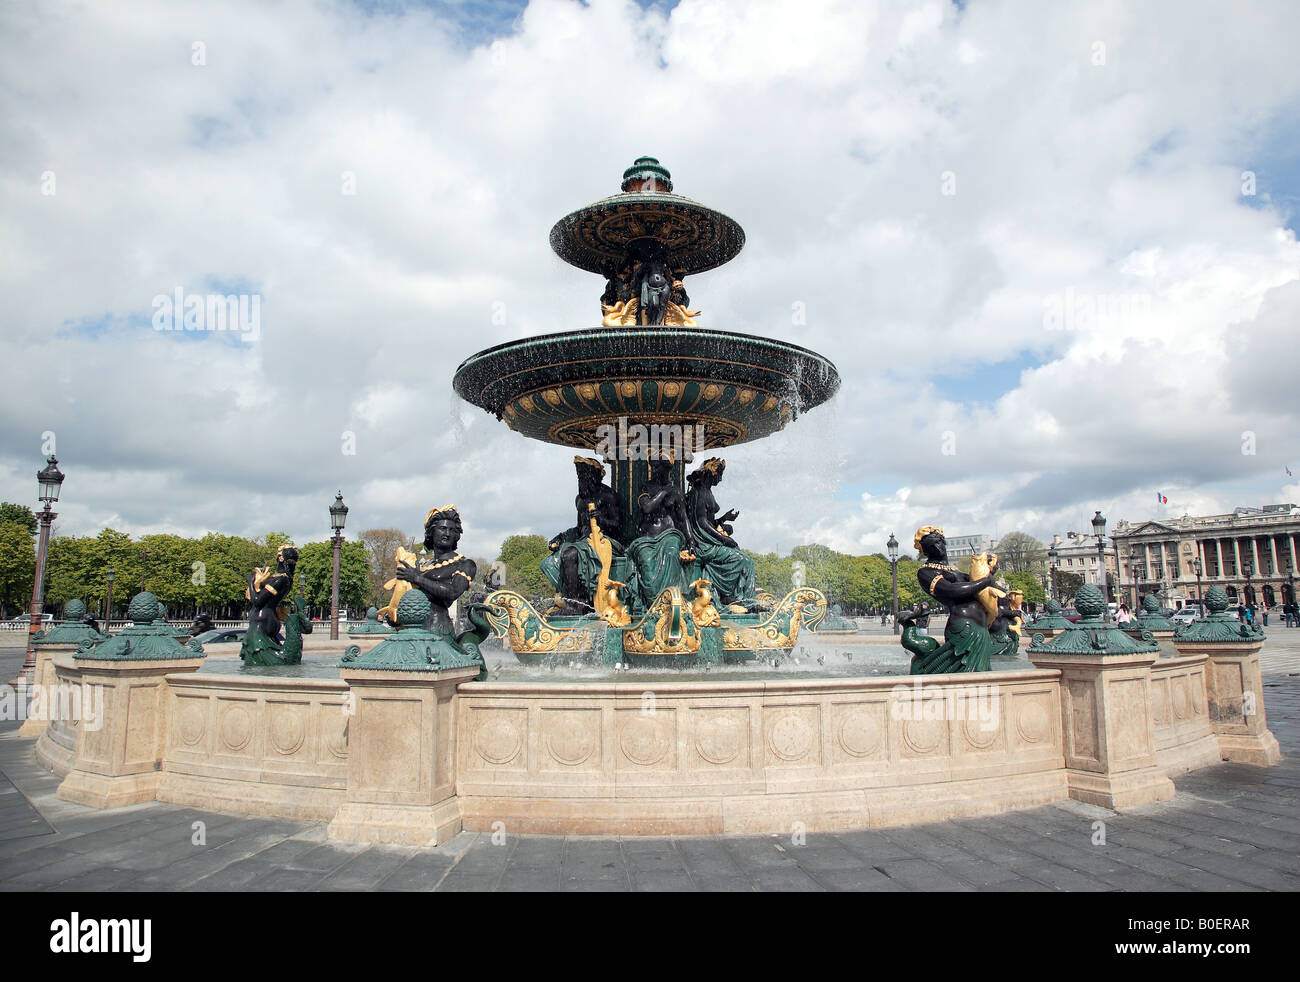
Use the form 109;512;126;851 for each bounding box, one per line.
548;190;746;276
454;325;840;386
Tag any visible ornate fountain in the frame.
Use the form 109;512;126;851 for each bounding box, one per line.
452;157;840;663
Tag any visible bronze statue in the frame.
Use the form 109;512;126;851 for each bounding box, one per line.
239;546;300;666
685;458;763;611
899;527;999;674
542;457;625;614
626;449;697;611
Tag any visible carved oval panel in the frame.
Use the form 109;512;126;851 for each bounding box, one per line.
474;716;522;765
836;709;882;758
768;713;815;762
1016;701;1050;744
1172;678;1191;720
325;713;349;760
219;705;253;752
546;715;596;766
1150;682;1168;725
695;714;742;765
902;718;945;755
619;715;670;767
177;700;206;746
269;708;306;756
962;716;999;750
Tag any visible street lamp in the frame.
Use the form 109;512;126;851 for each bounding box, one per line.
1192;556;1203;613
887;533;899;635
105;566;115;633
13;455;65;687
1091;510;1109;620
1243;556;1253;609
329;490;349;640
1047;544;1059;601
1129;553;1141;610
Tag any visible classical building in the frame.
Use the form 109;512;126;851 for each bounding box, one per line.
944;533;995;559
1112;504;1299;609
1048;533;1118;596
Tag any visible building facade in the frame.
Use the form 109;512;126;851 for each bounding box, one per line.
945;534;994;559
1048;533;1118;596
1112;504;1299;610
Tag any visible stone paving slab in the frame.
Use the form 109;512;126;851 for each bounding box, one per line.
1;645;1297;892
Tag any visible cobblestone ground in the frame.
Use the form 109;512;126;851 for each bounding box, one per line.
1;634;1296;892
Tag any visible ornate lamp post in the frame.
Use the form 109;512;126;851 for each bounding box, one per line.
1047;543;1059;601
105;566;115;633
1128;553;1141;610
1193;556;1203;613
887;533;899;635
13;455;65;687
329;491;349;640
1243;557;1254;609
1091;510;1109;620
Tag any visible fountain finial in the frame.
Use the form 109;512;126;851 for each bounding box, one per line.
621;156;673;193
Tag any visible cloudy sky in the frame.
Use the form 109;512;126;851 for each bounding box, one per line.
2;0;1298;561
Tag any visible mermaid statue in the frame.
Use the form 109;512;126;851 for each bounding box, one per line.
541;456;628;615
898;526;1000;674
626;448;697;612
685;458;765;612
386;505;487;678
240;546;300;666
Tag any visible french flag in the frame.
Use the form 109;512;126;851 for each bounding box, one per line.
1156;492;1168;504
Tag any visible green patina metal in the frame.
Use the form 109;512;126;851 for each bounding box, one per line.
32;599;107;647
1029;584;1160;656
1174;586;1266;644
1026;598;1073;634
280;598;313;664
819;604;858;632
74;592;203;662
347;605;395;636
1126;595;1176;635
154;603;189;639
340;590;484;675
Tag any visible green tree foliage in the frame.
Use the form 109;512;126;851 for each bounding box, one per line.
0;503;37;536
0;520;36;616
293;540;370;613
1055;571;1084;602
1006;570;1046;604
497;534;552;600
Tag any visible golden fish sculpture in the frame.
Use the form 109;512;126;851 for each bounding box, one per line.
968;551;1007;629
378;545;422;624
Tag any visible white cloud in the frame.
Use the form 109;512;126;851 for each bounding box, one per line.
1;0;1298;566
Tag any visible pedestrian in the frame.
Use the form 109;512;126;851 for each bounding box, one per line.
1261;602;1269;627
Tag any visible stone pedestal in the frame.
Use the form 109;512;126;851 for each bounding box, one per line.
1172;638;1280;766
17;642;78;738
57;656;205;808
327;665;480;845
1028;648;1175;809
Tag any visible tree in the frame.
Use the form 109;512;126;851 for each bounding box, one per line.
294;540;370;614
1055;571;1084;602
0;503;37;536
359;527;413;607
995;531;1046;576
497;534;552;600
1006;570;1046;605
0;521;36;617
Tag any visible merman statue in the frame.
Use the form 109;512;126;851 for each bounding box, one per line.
898;526;1000;674
541;456;626;615
685;457;764;612
240;545;300;666
626;448;697;612
277;597;313;664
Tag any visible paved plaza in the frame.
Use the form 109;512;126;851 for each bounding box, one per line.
1;633;1297;892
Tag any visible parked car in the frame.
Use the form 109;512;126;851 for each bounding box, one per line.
191;628;245;647
1170;607;1201;626
7;613;53;624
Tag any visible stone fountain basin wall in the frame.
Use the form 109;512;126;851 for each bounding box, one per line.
27;648;1275;838
454;671;1069;835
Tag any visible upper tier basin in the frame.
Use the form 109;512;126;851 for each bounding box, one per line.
452;327;840;450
